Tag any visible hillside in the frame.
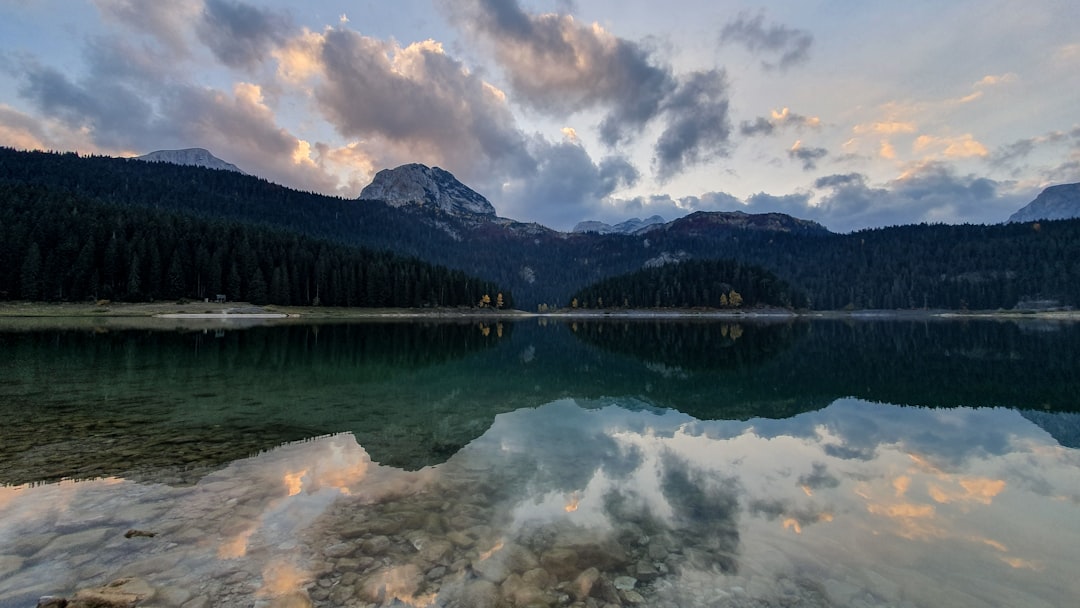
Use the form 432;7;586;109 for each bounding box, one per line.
1009;182;1080;222
2;148;1079;310
0;181;505;307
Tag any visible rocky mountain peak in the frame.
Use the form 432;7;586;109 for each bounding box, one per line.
572;215;666;235
359;163;496;217
1008;183;1080;222
135;148;245;174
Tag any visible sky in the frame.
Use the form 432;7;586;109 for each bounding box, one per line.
0;0;1077;233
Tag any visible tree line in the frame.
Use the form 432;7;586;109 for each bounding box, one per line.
0;182;508;307
568;258;809;309
3;147;1079;310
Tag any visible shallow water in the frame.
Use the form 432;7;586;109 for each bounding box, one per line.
1;319;1078;607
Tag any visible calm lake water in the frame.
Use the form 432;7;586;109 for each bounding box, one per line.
1;318;1078;607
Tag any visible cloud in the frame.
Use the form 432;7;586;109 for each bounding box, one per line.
0;104;49;150
739;116;774;137
720;12;813;70
991;127;1080;167
312;29;535;183
740;107;820;138
93;0;200;56
444;0;676;147
913;133;989;159
698;163;1029;232
654;70;731;180
499;138;639;228
854;121;917;136
443;0;732;183
788;140;828;170
196;0;293;70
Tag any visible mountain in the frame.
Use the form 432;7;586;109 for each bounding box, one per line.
3;148;1080;311
1008;183;1080;222
359;163;496;218
573;215;666;235
652;210;830;237
135;148;245;174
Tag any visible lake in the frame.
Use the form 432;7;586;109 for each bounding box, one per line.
1;318;1078;607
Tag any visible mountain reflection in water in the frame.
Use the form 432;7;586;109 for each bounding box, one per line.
2;319;1080;606
1;398;1078;607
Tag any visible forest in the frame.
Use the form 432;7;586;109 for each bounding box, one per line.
0;181;507;308
2;147;1079;310
567;259;808;309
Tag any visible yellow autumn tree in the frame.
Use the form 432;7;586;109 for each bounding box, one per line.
496;293;504;309
479;294;491;307
729;290;743;307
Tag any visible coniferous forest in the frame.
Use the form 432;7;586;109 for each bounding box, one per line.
0;182;506;307
568;259;808;309
1;147;1079;310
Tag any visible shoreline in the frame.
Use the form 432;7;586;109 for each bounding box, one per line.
0;301;1077;324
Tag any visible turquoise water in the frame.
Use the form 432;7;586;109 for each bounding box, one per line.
1;319;1078;607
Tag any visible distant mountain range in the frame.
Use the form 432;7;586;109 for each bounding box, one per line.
136;148;246;174
573;215;667;235
1009;182;1080;222
2;146;1079;310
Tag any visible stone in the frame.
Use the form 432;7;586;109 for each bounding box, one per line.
36;597;67;608
426;566;447;581
597;579;621;605
360;535;391;555
446;531;475;549
329;584;355;604
419;540;454;565
0;556;26;580
155;586;193;606
324;542;356;558
359;565;421;603
620;590;646;604
71;577;155;608
458;580;499;608
40;527;111;555
181;594;210;608
633;561;659;583
540;548;579;581
613;577;637;591
267;591;312;608
522;568;553;588
647;541;668;561
573;567;601;600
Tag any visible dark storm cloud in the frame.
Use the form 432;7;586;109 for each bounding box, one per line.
196;0;293;70
654;70;732;180
788;142;828;170
444;0;676;147
314;28;535;181
720;12;813;70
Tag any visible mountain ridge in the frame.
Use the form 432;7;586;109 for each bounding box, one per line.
1009;182;1080;222
359;163;497;217
135;148;246;174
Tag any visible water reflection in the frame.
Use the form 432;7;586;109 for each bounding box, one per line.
1;398;1078;607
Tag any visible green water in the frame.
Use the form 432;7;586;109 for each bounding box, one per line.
1;319;1078;607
